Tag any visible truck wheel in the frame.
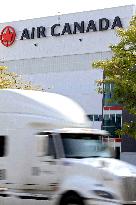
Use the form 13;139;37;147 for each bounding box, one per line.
60;193;84;205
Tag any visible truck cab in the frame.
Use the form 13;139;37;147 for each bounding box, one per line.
33;128;136;205
0;89;136;205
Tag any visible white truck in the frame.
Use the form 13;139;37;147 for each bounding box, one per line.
0;89;136;205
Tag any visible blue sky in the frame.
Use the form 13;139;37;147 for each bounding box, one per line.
1;0;136;23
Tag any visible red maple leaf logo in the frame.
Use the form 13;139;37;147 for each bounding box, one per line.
0;26;16;47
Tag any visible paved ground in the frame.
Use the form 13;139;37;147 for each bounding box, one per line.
0;197;51;205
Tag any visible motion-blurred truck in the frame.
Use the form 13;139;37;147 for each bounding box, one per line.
0;89;136;205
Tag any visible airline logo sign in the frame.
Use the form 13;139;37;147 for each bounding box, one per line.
0;26;16;47
0;16;123;47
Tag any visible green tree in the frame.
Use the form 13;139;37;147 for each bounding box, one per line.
0;65;41;90
93;15;136;138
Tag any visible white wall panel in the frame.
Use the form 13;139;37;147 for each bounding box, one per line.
4;51;112;74
23;69;103;115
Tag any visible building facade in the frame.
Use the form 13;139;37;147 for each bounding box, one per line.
0;5;135;162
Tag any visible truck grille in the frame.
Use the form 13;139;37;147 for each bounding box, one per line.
121;177;136;201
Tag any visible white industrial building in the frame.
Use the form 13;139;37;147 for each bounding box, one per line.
0;5;135;133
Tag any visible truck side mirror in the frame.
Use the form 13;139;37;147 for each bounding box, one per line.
36;135;48;157
36;133;56;159
47;135;56;159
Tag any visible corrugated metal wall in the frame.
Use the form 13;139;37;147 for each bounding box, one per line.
3;51;111;74
2;51;112;129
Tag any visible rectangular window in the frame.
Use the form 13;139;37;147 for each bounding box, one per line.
103;93;112;106
99;115;103;121
94;115;99;121
110;114;115;126
103;114;115;126
87;115;102;121
102;114;122;137
104;93;111;99
104;83;110;93
116;114;122;129
0;136;6;157
87;115;93;121
111;83;114;92
103;115;110;126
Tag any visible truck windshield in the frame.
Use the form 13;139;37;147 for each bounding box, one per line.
61;133;111;158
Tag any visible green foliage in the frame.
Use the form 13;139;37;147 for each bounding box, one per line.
93;15;136;138
116;122;136;138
